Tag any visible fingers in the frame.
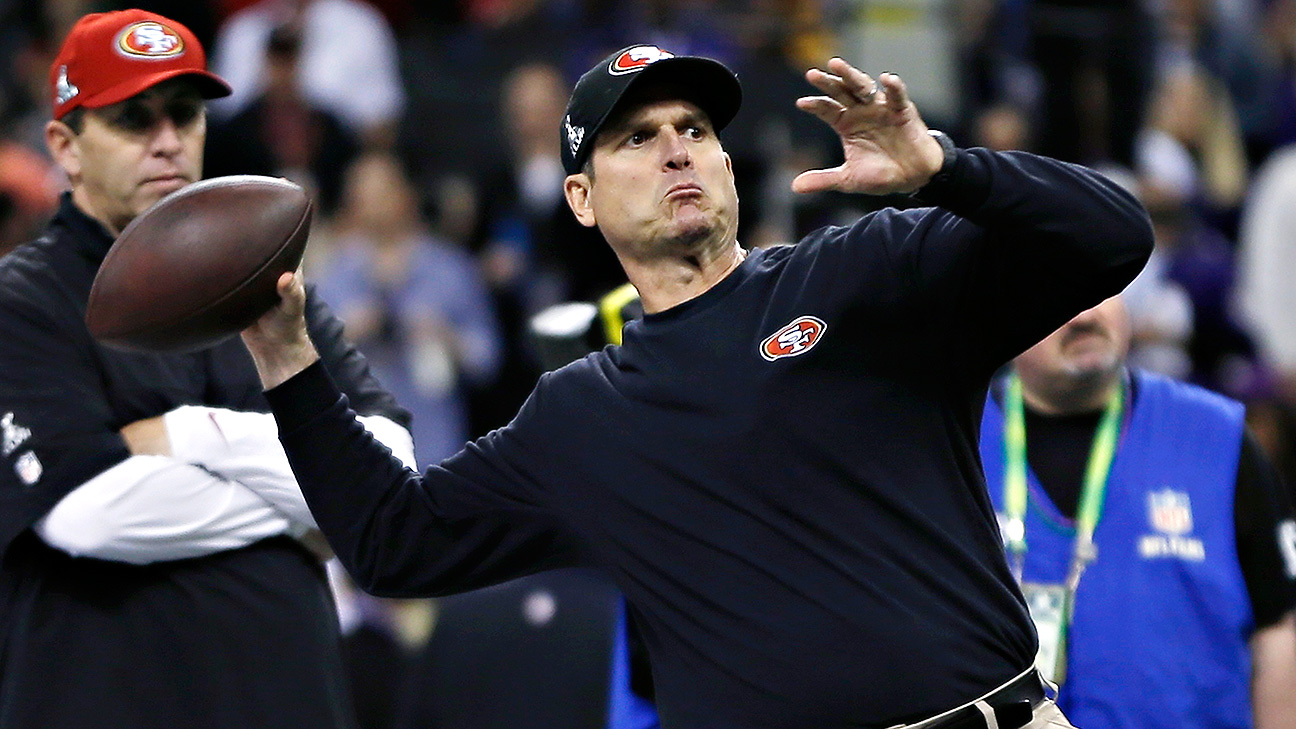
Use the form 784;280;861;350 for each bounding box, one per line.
805;58;912;114
804;68;859;109
242;270;318;390
805;58;880;108
795;95;848;125
878;72;910;112
278;270;304;298
275;270;307;314
791;166;845;195
827;57;879;103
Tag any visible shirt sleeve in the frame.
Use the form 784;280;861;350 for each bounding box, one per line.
357;414;417;470
826;148;1154;382
267;361;585;598
1234;429;1296;629
0;279;130;557
164;405;417;530
33;455;295;564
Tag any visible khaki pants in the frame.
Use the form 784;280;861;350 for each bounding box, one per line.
888;670;1078;729
1021;700;1077;729
892;700;1076;729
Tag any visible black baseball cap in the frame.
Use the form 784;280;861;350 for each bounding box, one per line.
561;44;742;175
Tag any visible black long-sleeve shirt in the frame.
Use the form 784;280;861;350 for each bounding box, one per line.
267;148;1153;729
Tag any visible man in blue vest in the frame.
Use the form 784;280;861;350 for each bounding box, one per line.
981;295;1296;729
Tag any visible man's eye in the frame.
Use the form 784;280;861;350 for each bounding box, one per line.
167;101;201;127
686;126;704;139
113;104;155;132
628;132;648;146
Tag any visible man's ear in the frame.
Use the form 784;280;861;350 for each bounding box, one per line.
564;173;597;228
45;119;81;182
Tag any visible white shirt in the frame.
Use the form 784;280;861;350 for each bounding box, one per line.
35;407;415;564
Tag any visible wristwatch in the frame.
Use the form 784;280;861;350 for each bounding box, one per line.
912;129;958;199
926;129;957;183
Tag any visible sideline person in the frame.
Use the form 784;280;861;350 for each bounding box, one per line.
0;10;425;728
981;295;1296;729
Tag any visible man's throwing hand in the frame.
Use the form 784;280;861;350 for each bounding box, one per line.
793;59;945;196
241;271;320;391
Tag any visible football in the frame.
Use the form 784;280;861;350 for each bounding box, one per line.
86;175;312;353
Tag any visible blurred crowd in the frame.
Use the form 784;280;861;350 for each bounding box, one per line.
5;0;1296;725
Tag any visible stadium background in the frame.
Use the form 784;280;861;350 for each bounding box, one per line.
3;1;1296;726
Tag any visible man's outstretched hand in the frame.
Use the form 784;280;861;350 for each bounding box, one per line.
241;271;320;391
793;58;945;196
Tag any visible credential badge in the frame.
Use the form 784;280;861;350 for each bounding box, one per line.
15;451;41;487
1278;520;1296;578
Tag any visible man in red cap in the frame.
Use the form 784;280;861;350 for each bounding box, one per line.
45;10;231;235
0;11;430;728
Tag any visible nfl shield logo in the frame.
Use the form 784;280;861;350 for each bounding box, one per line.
1148;489;1193;535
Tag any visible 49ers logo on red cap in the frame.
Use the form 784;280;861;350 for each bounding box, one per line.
608;45;674;75
116;21;185;58
760;316;827;361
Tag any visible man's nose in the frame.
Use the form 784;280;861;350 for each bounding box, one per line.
150;117;185;156
662;132;692;170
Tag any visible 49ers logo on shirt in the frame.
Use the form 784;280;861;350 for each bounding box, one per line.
608;45;674;75
117;21;185;58
760;316;827;361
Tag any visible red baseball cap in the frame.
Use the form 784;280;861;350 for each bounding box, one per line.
50;9;232;120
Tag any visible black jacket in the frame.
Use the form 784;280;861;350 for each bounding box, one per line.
0;194;402;729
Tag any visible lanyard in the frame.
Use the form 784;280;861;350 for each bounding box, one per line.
1002;372;1125;588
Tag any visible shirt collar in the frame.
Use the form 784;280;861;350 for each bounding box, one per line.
640;246;760;326
51;191;117;265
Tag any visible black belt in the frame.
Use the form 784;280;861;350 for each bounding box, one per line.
901;669;1048;729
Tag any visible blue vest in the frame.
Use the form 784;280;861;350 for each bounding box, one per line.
980;370;1250;729
609;599;661;729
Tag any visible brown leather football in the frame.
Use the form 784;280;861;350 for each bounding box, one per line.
86;175;312;353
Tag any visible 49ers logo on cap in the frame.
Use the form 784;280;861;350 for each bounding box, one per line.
760;316;827;361
608;45;674;75
117;21;185;58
